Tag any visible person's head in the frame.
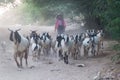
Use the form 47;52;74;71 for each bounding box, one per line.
56;13;64;20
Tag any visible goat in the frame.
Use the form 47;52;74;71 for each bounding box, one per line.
81;33;93;57
56;34;69;64
67;34;80;60
92;30;104;56
50;38;57;56
88;29;97;56
8;28;29;68
74;34;81;59
67;35;75;59
29;30;41;61
89;29;96;37
40;32;52;56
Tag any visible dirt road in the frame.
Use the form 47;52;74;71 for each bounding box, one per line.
0;5;114;80
0;24;114;80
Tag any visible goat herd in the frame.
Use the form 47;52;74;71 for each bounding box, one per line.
8;28;104;68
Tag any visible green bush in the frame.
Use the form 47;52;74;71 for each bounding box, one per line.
19;3;42;24
106;18;120;41
111;52;120;63
111;44;120;63
19;1;74;25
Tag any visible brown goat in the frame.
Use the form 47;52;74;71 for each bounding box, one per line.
8;28;29;68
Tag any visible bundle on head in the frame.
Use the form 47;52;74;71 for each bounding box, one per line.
8;28;29;68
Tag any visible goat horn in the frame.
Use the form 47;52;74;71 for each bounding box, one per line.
16;28;21;31
8;28;13;31
30;30;37;32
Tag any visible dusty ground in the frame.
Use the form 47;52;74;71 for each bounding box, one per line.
0;4;119;80
0;24;116;80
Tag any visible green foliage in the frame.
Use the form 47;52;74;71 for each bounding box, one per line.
111;52;120;63
111;44;120;63
20;0;75;24
112;44;120;51
18;3;42;24
0;0;14;3
106;18;120;41
81;0;120;41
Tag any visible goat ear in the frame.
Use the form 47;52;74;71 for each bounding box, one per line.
9;31;14;41
8;28;13;31
15;31;21;43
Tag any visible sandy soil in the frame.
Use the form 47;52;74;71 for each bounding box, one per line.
0;24;115;80
0;5;117;80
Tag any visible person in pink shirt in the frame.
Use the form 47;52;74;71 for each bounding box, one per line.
55;14;66;35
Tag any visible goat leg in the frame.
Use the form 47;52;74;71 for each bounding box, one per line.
24;50;28;67
75;52;78;60
101;41;104;49
14;53;20;68
84;47;87;57
63;52;69;64
58;50;63;61
52;47;56;54
96;44;99;56
20;55;23;68
91;47;95;56
37;49;41;60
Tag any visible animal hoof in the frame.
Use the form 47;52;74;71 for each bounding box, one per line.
29;66;35;69
17;69;22;71
76;64;85;67
64;60;69;64
19;66;23;69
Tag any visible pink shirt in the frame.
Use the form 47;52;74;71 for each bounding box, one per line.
55;19;66;30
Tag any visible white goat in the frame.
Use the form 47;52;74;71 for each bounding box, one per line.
8;28;29;68
31;43;41;61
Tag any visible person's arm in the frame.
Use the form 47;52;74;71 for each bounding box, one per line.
55;20;58;31
63;20;66;28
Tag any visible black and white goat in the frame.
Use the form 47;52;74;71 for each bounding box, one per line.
29;30;41;61
92;30;104;56
8;28;29;68
55;34;69;64
82;29;104;56
67;34;80;60
80;33;93;57
40;32;52;56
